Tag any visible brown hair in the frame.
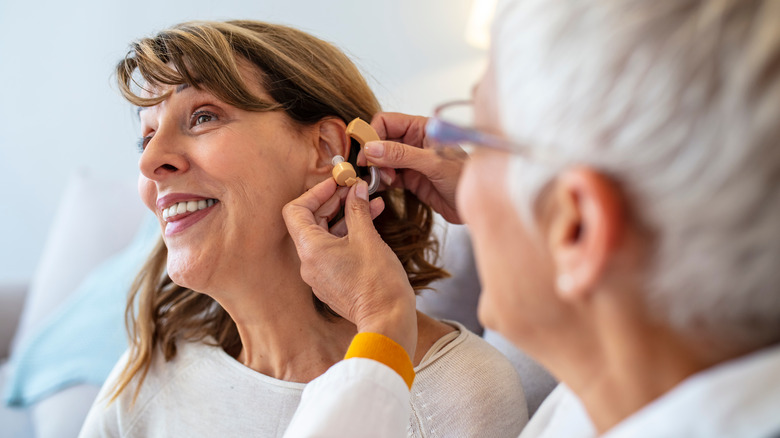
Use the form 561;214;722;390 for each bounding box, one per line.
111;20;448;402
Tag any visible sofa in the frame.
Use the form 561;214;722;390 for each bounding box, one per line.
0;171;555;438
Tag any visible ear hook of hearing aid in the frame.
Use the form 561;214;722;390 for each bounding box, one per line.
345;118;381;195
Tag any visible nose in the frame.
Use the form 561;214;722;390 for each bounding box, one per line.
138;127;190;181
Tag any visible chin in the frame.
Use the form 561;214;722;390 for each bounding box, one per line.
477;287;527;343
167;269;195;290
166;256;209;292
476;292;499;332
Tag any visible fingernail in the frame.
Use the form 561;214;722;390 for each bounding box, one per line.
365;141;384;158
356;180;368;201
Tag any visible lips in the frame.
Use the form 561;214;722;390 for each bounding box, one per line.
156;194;220;236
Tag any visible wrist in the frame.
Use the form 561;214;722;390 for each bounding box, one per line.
355;296;418;361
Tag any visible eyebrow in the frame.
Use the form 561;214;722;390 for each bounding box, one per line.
135;82;196;117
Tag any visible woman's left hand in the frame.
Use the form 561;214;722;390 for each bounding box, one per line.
283;178;419;359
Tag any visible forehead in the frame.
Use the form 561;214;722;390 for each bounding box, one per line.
136;59;270;114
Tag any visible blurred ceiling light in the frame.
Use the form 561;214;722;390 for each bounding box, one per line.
465;0;498;50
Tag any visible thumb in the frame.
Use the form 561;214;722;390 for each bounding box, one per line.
344;179;381;241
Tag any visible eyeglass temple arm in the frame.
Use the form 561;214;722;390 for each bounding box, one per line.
426;118;500;146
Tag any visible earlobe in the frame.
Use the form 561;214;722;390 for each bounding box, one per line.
547;167;624;301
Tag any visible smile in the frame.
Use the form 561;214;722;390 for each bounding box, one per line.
162;199;219;221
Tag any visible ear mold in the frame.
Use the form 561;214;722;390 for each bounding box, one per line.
331;155;358;187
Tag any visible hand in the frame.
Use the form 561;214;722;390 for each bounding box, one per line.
283;178;418;358
358;112;467;224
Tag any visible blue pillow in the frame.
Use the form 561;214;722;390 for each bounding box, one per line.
4;215;159;407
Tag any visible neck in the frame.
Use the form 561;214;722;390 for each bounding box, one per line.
540;290;722;434
210;243;357;383
203;240;456;383
233;303;356;383
575;326;707;433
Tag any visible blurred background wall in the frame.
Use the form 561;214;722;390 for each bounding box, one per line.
0;0;489;284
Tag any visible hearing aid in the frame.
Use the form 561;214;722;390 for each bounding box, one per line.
330;118;380;195
331;155;358;187
327;119;381;228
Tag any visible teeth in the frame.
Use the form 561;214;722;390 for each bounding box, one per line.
162;199;217;221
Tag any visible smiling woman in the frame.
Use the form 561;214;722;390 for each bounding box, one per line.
77;20;528;438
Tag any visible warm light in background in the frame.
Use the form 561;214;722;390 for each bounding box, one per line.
465;0;498;50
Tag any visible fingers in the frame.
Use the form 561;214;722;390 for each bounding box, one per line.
343;180;383;242
379;167;397;186
290;176;386;241
287;178;339;213
283;178;339;250
328;218;348;238
313;186;349;229
368;197;386;221
329;197;385;237
370;112;429;146
359;139;436;175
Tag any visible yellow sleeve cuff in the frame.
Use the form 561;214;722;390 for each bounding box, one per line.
344;332;415;390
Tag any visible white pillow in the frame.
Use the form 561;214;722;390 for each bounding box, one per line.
10;170;146;354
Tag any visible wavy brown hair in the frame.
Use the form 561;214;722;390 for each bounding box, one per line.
110;20;448;402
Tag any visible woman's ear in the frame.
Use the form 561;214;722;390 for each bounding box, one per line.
308;117;350;177
544;167;624;302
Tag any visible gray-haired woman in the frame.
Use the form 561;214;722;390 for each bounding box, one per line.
283;0;780;436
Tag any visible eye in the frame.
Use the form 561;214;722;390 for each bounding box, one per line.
191;110;217;127
137;135;152;153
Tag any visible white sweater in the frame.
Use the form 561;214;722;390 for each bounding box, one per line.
79;321;528;438
285;341;780;438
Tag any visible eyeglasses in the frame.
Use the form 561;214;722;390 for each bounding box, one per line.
425;100;549;162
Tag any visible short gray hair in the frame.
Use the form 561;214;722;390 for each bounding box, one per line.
493;0;780;349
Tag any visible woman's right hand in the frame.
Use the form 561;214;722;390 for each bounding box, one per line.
360;112;467;225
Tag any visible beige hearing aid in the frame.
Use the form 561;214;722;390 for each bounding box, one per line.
344;118;381;195
331;155;358;187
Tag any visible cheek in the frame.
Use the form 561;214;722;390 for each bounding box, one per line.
473;63;500;133
469;197;525;330
456;163;476;225
137;174;157;212
474;210;538;333
460;154;556;335
458;155;514;323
